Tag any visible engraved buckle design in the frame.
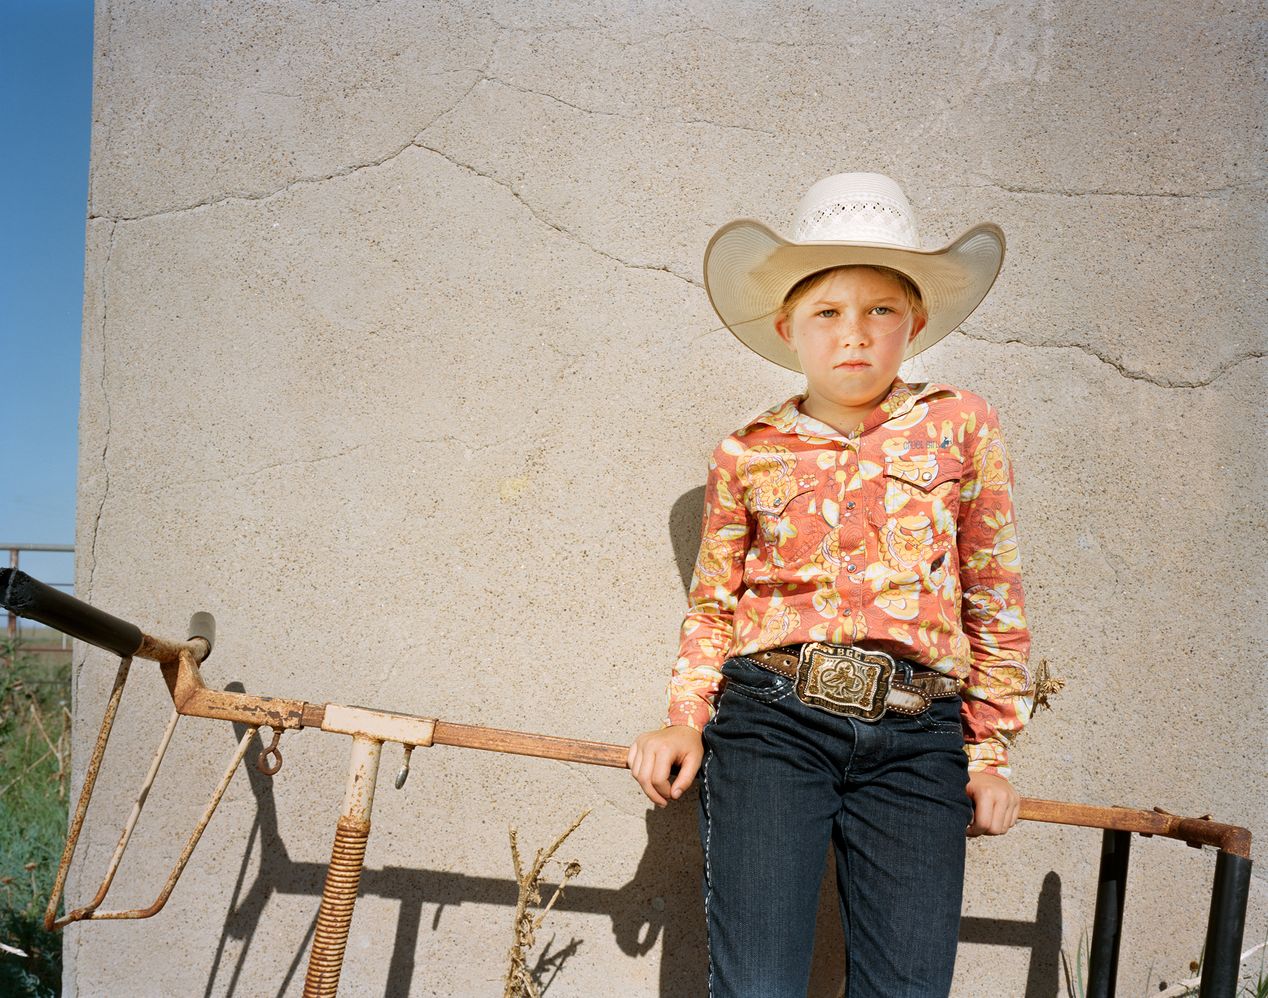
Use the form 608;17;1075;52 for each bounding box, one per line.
795;642;895;721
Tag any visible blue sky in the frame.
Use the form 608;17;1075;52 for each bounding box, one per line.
0;0;92;589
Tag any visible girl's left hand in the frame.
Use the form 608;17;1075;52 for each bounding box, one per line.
965;770;1020;836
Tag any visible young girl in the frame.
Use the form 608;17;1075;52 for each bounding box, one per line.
629;172;1032;997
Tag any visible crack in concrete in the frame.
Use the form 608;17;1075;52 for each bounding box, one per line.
484;75;621;120
959;329;1265;388
81;22;745;285
957;175;1265;200
412;136;699;287
638;23;808;49
130;432;512;496
87;221;118;603
85;27;772;233
555;760;643;817
482;74;778;137
86;0;119;219
88;24;506;226
500;22;806;51
88;130;434;224
422;21;504;131
679;115;778;137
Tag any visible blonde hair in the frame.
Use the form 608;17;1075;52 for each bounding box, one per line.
778;265;927;321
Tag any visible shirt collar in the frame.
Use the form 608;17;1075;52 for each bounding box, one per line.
742;379;945;440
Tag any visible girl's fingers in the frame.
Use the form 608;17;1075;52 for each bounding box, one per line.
971;793;997;836
988;789;1019;834
670;751;701;799
627;739;662;804
969;804;987;836
638;749;670;806
650;752;676;804
966;779;1021;836
628;731;702;807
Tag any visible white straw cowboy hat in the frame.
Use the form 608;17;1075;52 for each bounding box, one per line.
703;172;1005;371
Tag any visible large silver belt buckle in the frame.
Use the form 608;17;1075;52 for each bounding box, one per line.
795;643;894;721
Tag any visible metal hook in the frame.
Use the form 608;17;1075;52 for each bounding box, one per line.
257;727;284;776
395;744;415;789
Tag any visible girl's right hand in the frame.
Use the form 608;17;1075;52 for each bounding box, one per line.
627;725;704;807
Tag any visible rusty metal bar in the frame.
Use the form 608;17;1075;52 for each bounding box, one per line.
304;735;382;998
60;707;183;923
73;726;258;923
1;575;1254;997
44;655;133;931
1017;799;1251;858
431;720;628;768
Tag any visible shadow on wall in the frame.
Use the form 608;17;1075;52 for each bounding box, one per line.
202;706;714;996
203;693;1063;997
199;490;1062;996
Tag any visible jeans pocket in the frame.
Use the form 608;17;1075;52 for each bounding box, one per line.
912;695;964;735
720;656;795;703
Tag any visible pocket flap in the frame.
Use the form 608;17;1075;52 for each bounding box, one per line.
883;460;960;493
750;485;816;516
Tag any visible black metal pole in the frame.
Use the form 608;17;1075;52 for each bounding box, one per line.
1198;850;1252;998
1087;829;1131;998
0;568;142;658
5;548;15;668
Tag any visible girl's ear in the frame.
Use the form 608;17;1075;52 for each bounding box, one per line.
774;312;794;347
907;315;927;345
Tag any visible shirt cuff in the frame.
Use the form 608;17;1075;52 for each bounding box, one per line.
964;737;1011;779
664;698;712;732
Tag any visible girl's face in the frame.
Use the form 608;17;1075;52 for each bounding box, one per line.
774;267;925;422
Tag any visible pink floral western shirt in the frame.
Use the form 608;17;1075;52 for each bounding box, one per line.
667;379;1033;775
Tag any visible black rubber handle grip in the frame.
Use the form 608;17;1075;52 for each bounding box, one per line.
187;611;216;654
0;568;143;658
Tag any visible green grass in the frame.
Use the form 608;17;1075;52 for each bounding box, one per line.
0;636;70;997
1062;927;1268;998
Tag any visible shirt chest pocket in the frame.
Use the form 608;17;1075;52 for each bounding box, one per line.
867;461;962;584
751;483;836;566
870;458;963;539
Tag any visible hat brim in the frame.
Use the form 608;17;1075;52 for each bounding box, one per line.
703;219;1005;372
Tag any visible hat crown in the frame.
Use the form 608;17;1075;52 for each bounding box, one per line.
791;172;921;248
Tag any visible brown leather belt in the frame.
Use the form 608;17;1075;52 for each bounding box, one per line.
748;642;960;722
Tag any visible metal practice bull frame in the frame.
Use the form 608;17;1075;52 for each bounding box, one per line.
0;568;1253;997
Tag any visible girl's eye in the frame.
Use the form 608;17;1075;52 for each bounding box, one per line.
816;308;837;318
870;306;893;316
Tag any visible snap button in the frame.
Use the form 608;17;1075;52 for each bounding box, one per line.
846;501;855;509
922;471;933;481
847;564;857;572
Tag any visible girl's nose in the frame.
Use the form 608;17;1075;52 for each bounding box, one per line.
839;313;871;345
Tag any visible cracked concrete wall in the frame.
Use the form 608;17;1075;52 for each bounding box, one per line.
69;1;1264;995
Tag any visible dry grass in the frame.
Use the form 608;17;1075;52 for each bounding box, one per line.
0;638;70;996
503;810;589;998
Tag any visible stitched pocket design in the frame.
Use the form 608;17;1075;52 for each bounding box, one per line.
912;696;964;735
720;656;795;703
754;486;835;566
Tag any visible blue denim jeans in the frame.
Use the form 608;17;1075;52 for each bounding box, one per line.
698;655;973;998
